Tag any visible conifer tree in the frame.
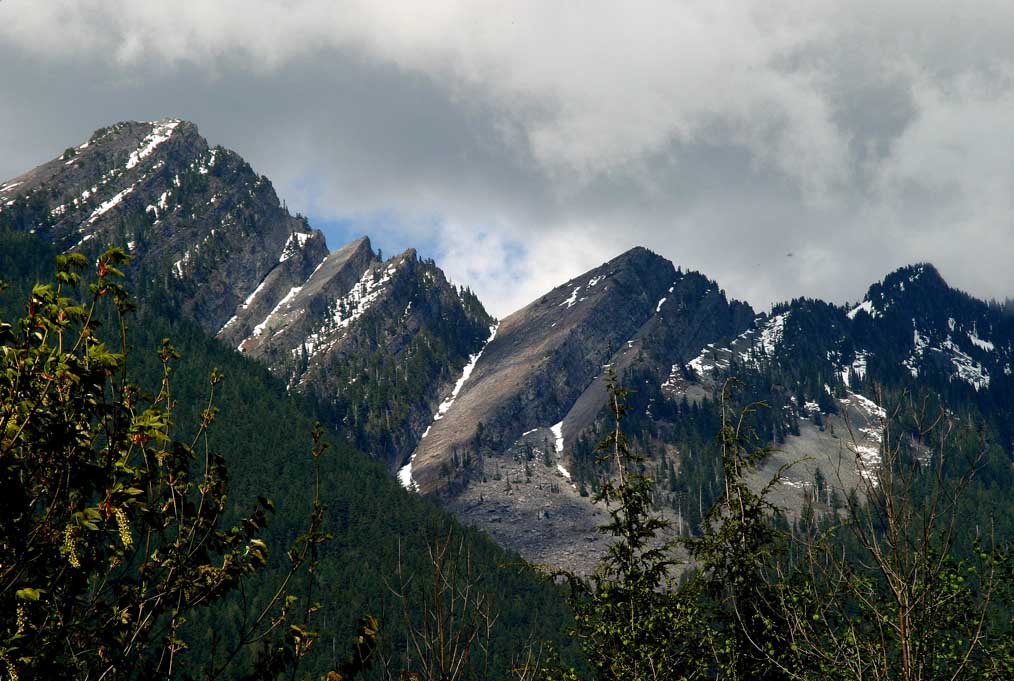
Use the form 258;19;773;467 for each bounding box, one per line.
0;249;353;679
564;371;709;680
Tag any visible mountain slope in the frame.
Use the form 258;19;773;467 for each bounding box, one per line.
659;262;1014;539
0;119;326;332
402;247;754;571
396;248;1014;573
0;229;583;677
0;119;494;470
678;264;1014;409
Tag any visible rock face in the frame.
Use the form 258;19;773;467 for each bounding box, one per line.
0;120;326;333
402;247;755;572
408;247;754;492
0;119;493;470
6;118;1013;575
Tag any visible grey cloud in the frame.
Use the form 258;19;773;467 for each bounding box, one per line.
1;1;1013;316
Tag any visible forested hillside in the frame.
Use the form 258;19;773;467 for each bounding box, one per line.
3;117;1013;680
0;120;496;474
0;229;582;678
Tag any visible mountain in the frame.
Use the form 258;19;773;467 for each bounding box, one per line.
394;249;1013;572
0;119;494;469
679;262;1014;418
0;229;582;677
848;264;1013;392
649;261;1014;547
0;119;326;332
401;247;754;571
4;118;1011;578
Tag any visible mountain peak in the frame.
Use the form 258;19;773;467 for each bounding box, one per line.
881;262;947;291
4;118;495;479
610;244;667;268
340;235;373;257
81;118;195;157
848;263;949;321
0;116;319;331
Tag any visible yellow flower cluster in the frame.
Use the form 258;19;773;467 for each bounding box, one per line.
60;525;81;568
115;507;133;550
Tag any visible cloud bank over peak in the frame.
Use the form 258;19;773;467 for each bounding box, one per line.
2;1;1013;315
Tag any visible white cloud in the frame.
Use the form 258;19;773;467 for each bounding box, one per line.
2;1;1014;314
1;2;850;193
432;219;630;318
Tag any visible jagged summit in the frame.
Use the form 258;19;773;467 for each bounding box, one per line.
400;246;753;571
7;119;1013;576
219;234;376;353
1;118;495;473
849;263;950;321
882;262;946;287
0;118;320;332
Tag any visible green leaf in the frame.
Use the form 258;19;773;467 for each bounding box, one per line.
16;587;44;601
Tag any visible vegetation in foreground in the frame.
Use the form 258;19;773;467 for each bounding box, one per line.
0;241;581;678
529;374;1012;680
1;244;1011;679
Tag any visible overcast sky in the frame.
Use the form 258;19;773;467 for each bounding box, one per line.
2;1;1013;316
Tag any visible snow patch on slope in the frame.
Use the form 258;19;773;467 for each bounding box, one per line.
852;351;868;381
434;323;499;421
125;119;180;170
903;323;930;378
941;337;991;390
847;300;877;320
968;330;994;352
397;458;419;492
220;277;271;334
661;363;683;393
560;286;581;308
902;322;991;390
839;391;887;486
841;351;869;387
278;231;313;263
548;421;576;487
550;421;564;454
298;263;400;359
759;313;788;356
252;285;303;337
399;323;499;492
86;185;135;224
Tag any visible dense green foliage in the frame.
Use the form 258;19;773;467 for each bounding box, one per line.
556;380;1013;680
0;248;300;678
0;231;582;679
564;375;709;680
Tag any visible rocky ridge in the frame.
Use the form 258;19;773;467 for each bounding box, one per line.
399;253;1014;572
5;119;1013;575
0;120;493;470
